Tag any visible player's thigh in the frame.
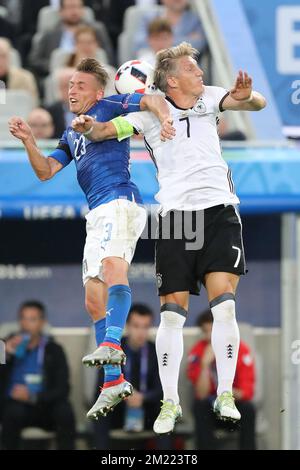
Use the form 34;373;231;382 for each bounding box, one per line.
83;200;146;285
156;235;200;299
199;205;246;296
100;199;146;265
160;291;190;311
204;271;240;302
85;278;108;320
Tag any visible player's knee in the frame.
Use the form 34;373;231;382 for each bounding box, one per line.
210;293;236;322
102;258;128;286
160;303;187;328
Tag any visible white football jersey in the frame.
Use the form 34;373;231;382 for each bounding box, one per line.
124;86;240;215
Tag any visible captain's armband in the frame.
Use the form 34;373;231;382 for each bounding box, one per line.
110;117;134;141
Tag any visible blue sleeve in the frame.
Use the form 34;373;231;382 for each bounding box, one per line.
48;131;73;168
102;93;143;118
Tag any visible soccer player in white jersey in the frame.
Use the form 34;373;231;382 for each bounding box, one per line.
71;42;266;433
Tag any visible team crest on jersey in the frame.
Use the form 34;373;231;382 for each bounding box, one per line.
193;100;207;114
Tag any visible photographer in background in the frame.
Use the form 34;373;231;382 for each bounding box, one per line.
0;301;76;450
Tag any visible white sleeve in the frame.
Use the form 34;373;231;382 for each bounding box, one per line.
210;86;230;114
121;111;156;135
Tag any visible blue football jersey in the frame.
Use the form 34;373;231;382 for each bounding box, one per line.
49;93;143;210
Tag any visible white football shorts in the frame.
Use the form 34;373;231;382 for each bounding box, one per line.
82;199;147;285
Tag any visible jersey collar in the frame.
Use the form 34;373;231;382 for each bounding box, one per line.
165;95;200;111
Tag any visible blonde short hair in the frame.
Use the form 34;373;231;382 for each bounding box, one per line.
154;42;199;93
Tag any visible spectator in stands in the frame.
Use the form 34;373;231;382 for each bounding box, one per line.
0;18;16;47
187;310;256;450
18;0;98;46
92;303;165;450
59;25;108;69
29;0;113;78
17;0;51;64
133;0;206;58
46;67;75;138
102;0;159;51
0;38;39;106
138;18;173;66
0;301;76;450
27;108;55;139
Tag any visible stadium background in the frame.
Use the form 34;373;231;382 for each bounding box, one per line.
0;0;299;450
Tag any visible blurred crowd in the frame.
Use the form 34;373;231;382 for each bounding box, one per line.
0;0;212;138
0;300;256;450
0;0;245;141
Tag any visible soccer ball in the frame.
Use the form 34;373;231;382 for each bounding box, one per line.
115;60;156;94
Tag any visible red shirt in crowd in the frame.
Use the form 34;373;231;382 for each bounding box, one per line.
187;339;255;401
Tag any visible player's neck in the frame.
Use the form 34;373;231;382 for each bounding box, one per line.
166;92;199;110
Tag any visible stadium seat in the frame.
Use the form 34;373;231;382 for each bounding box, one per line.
21;427;56;450
0;322;18;339
37;6;95;34
10;48;22;68
117;5;164;64
0;5;8;18
0;91;34;141
49;48;109;73
122;5;164;35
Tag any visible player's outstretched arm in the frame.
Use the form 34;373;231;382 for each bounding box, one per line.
8;117;63;181
222;71;267;111
72;114;175;143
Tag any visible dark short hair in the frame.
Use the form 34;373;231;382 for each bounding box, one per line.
75;24;98;42
127;303;154;323
148;18;172;36
18;301;46;320
60;0;84;9
196;309;213;328
76;58;109;88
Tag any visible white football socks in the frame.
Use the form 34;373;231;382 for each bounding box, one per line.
210;293;240;396
156;304;187;405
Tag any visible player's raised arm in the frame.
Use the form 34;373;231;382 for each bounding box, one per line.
8;117;63;181
221;71;267;112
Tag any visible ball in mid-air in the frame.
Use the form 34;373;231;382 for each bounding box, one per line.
115;60;156;94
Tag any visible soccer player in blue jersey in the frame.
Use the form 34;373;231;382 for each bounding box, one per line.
8;58;175;420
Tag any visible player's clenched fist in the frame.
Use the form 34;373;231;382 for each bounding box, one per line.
8;117;33;142
72;114;95;134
